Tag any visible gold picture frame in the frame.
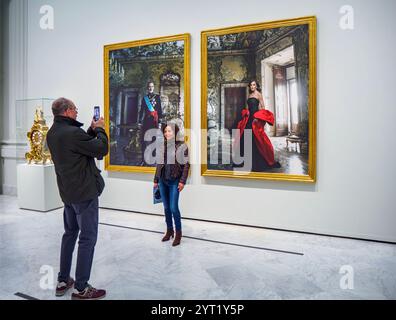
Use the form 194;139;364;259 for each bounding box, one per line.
104;33;191;173
201;16;317;182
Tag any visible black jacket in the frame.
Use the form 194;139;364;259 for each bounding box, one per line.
154;142;190;185
47;116;109;204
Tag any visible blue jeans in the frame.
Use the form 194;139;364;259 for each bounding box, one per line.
159;178;182;232
58;198;99;291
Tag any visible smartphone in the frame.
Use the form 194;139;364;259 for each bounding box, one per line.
94;106;100;121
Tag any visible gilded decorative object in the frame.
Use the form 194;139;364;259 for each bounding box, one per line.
25;106;52;164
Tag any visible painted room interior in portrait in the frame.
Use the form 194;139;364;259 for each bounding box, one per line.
201;16;316;183
104;33;190;174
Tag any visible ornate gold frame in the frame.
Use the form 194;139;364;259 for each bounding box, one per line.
104;33;191;173
201;16;317;183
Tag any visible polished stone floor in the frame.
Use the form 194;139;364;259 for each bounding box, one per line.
0;195;395;300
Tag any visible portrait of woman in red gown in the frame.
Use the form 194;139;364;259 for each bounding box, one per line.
234;80;281;172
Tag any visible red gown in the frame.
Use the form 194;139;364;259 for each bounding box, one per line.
234;98;276;169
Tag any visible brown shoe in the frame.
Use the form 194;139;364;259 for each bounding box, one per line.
55;277;74;297
172;231;182;247
162;229;174;242
71;284;106;300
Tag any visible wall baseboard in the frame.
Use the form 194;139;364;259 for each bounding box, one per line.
2;184;17;196
0;143;27;159
0;143;27;196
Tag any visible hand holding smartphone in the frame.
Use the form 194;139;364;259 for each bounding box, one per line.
94;106;100;121
92;106;105;130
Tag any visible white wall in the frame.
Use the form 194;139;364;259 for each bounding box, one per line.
3;0;396;242
0;1;4;194
1;0;28;196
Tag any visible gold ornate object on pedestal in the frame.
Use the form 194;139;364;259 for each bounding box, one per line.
25;106;52;164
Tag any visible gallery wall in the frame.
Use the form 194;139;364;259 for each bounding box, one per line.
2;0;395;242
1;0;28;196
0;1;4;194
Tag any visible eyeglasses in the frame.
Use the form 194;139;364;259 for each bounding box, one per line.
68;106;78;111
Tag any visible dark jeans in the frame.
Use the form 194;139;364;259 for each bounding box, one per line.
159;178;182;232
58;197;99;292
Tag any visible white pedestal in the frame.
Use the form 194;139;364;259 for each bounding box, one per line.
17;164;63;212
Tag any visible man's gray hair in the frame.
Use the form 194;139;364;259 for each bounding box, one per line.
52;97;73;116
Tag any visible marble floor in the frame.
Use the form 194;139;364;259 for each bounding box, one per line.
0;195;395;300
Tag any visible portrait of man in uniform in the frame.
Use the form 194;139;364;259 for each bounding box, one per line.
139;81;163;165
104;34;190;172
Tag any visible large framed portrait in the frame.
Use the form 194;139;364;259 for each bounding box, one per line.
201;16;317;182
104;33;190;173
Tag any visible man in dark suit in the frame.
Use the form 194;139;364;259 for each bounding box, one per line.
139;81;163;165
47;97;108;300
